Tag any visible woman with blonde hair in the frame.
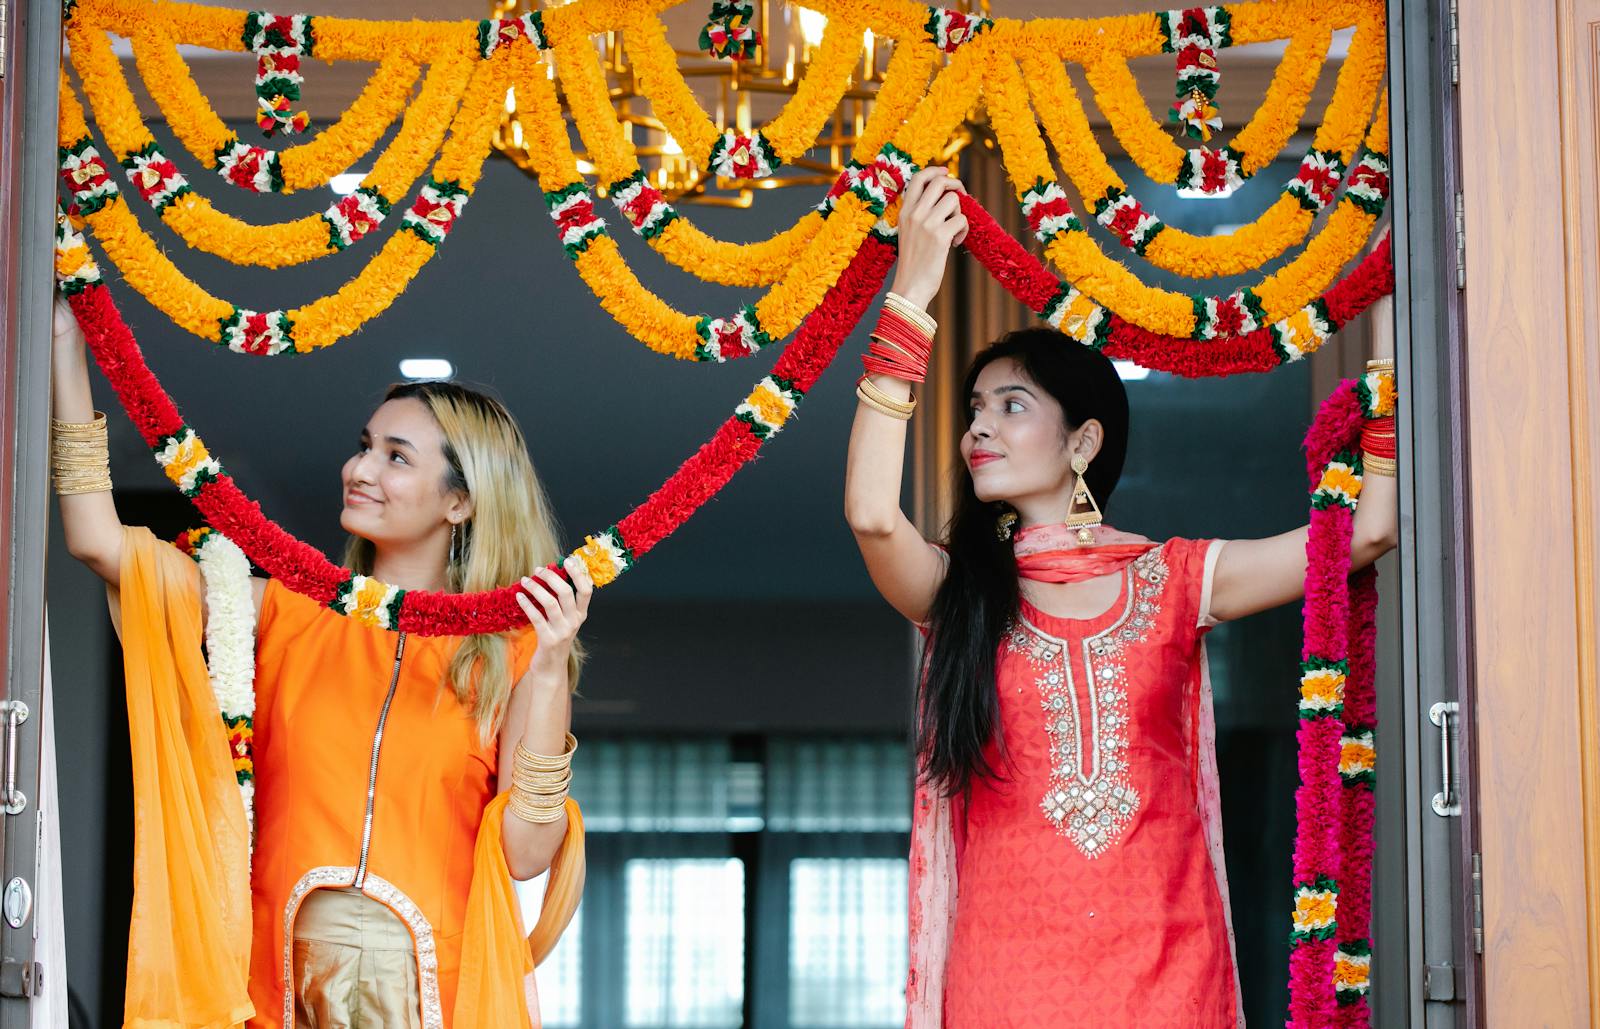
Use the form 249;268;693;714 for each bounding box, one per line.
52;295;586;1026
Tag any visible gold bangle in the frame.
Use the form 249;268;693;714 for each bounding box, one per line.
1362;452;1397;477
1364;358;1395;372
856;386;914;421
857;376;915;411
882;292;937;337
51;413;112;495
508;788;569;824
856;378;916;419
514;733;577;771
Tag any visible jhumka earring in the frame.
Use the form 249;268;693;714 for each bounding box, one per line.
996;508;1019;542
1064;454;1103;544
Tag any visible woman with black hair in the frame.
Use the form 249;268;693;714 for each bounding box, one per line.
844;167;1399;1026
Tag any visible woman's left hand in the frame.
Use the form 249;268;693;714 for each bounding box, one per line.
516;556;592;687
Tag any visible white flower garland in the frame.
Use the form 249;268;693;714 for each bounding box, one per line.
189;529;258;854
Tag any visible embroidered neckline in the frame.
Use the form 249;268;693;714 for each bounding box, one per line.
1006;547;1170;858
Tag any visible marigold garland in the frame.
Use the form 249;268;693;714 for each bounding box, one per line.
1014;17;1385;277
982;41;1390;337
61;42;517;353
954;190;1394;375
117;16;447;196
56;187;1390;638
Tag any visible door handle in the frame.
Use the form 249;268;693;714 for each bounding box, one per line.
0;701;28;816
1429;700;1461;817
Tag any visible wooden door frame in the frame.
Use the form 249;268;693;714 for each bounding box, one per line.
1456;1;1600;1024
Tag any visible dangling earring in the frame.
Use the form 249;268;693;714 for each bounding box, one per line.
995;507;1018;542
1064;453;1103;544
449;522;461;567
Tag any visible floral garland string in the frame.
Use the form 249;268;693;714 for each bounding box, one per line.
54;186;1391;635
59;39;521;354
246;11;315;137
1163;6;1230;142
66;25;473;267
982;45;1390;338
175;526;258;855
1287;380;1380;1026
1015;10;1386;277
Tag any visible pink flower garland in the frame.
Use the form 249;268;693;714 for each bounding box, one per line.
1288;381;1380;1026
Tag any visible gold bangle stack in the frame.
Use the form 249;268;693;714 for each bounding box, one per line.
856;376;916;421
882;291;937;337
509;732;577;825
51;413;113;495
1362;453;1397;477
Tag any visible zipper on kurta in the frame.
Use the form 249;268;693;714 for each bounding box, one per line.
353;631;406;889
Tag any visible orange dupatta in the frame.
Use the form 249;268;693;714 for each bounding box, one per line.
111;527;587;1027
110;527;253;1029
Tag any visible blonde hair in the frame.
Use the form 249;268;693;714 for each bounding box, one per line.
343;381;581;741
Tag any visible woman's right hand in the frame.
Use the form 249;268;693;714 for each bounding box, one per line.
53;296;85;351
889;166;969;310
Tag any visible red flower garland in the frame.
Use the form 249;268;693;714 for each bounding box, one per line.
955;192;1395;377
66;193;1391;636
1287;381;1380;1026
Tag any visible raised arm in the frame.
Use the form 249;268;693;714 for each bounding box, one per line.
844;168;969;623
1209;292;1400;622
52;297;126;586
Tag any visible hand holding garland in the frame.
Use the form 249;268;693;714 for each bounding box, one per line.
844;167;967;624
499;555;591;880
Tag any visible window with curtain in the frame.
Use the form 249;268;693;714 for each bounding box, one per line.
527;736;912;1028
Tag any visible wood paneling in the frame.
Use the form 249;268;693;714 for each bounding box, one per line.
1459;0;1600;1023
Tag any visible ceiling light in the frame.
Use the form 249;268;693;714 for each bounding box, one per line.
329;172;366;195
399;358;454;380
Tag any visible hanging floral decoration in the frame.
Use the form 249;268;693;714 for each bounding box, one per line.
175;526;259;854
699;0;760;61
1161;7;1230;141
245;11;315;137
1286;380;1381;1027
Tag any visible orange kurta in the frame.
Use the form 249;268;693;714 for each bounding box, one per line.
247;579;539;1028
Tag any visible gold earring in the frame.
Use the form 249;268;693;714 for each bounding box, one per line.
996;509;1018;542
449;522;461;566
1065;454;1103;544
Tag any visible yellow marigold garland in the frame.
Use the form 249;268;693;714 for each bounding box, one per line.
72;23;476;266
510;45;888;359
122;16;472;198
61;43;516;352
981;37;1389;337
1012;11;1384;279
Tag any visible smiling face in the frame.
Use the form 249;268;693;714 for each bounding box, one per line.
960;356;1097;511
339;396;471;549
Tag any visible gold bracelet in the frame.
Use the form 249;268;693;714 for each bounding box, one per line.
856;378;916;420
514;733;577;772
508;787;569;824
1362;452;1397;477
1364;358;1395;372
882;292;938;337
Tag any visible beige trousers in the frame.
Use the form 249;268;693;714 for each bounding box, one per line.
291;887;422;1029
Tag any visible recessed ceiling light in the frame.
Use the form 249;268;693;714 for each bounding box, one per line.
399;358;454;381
1113;360;1150;381
329;173;366;196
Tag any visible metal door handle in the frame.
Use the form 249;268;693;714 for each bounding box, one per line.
1429;700;1460;817
0;701;28;816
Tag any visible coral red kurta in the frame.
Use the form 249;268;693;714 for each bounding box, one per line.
941;538;1240;1027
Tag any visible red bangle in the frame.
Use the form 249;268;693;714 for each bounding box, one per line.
874;307;934;358
1361;417;1396;459
860;306;934;382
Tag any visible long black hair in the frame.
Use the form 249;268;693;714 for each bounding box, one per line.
918;328;1131;797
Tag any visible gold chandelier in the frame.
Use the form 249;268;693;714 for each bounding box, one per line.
489;1;987;206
